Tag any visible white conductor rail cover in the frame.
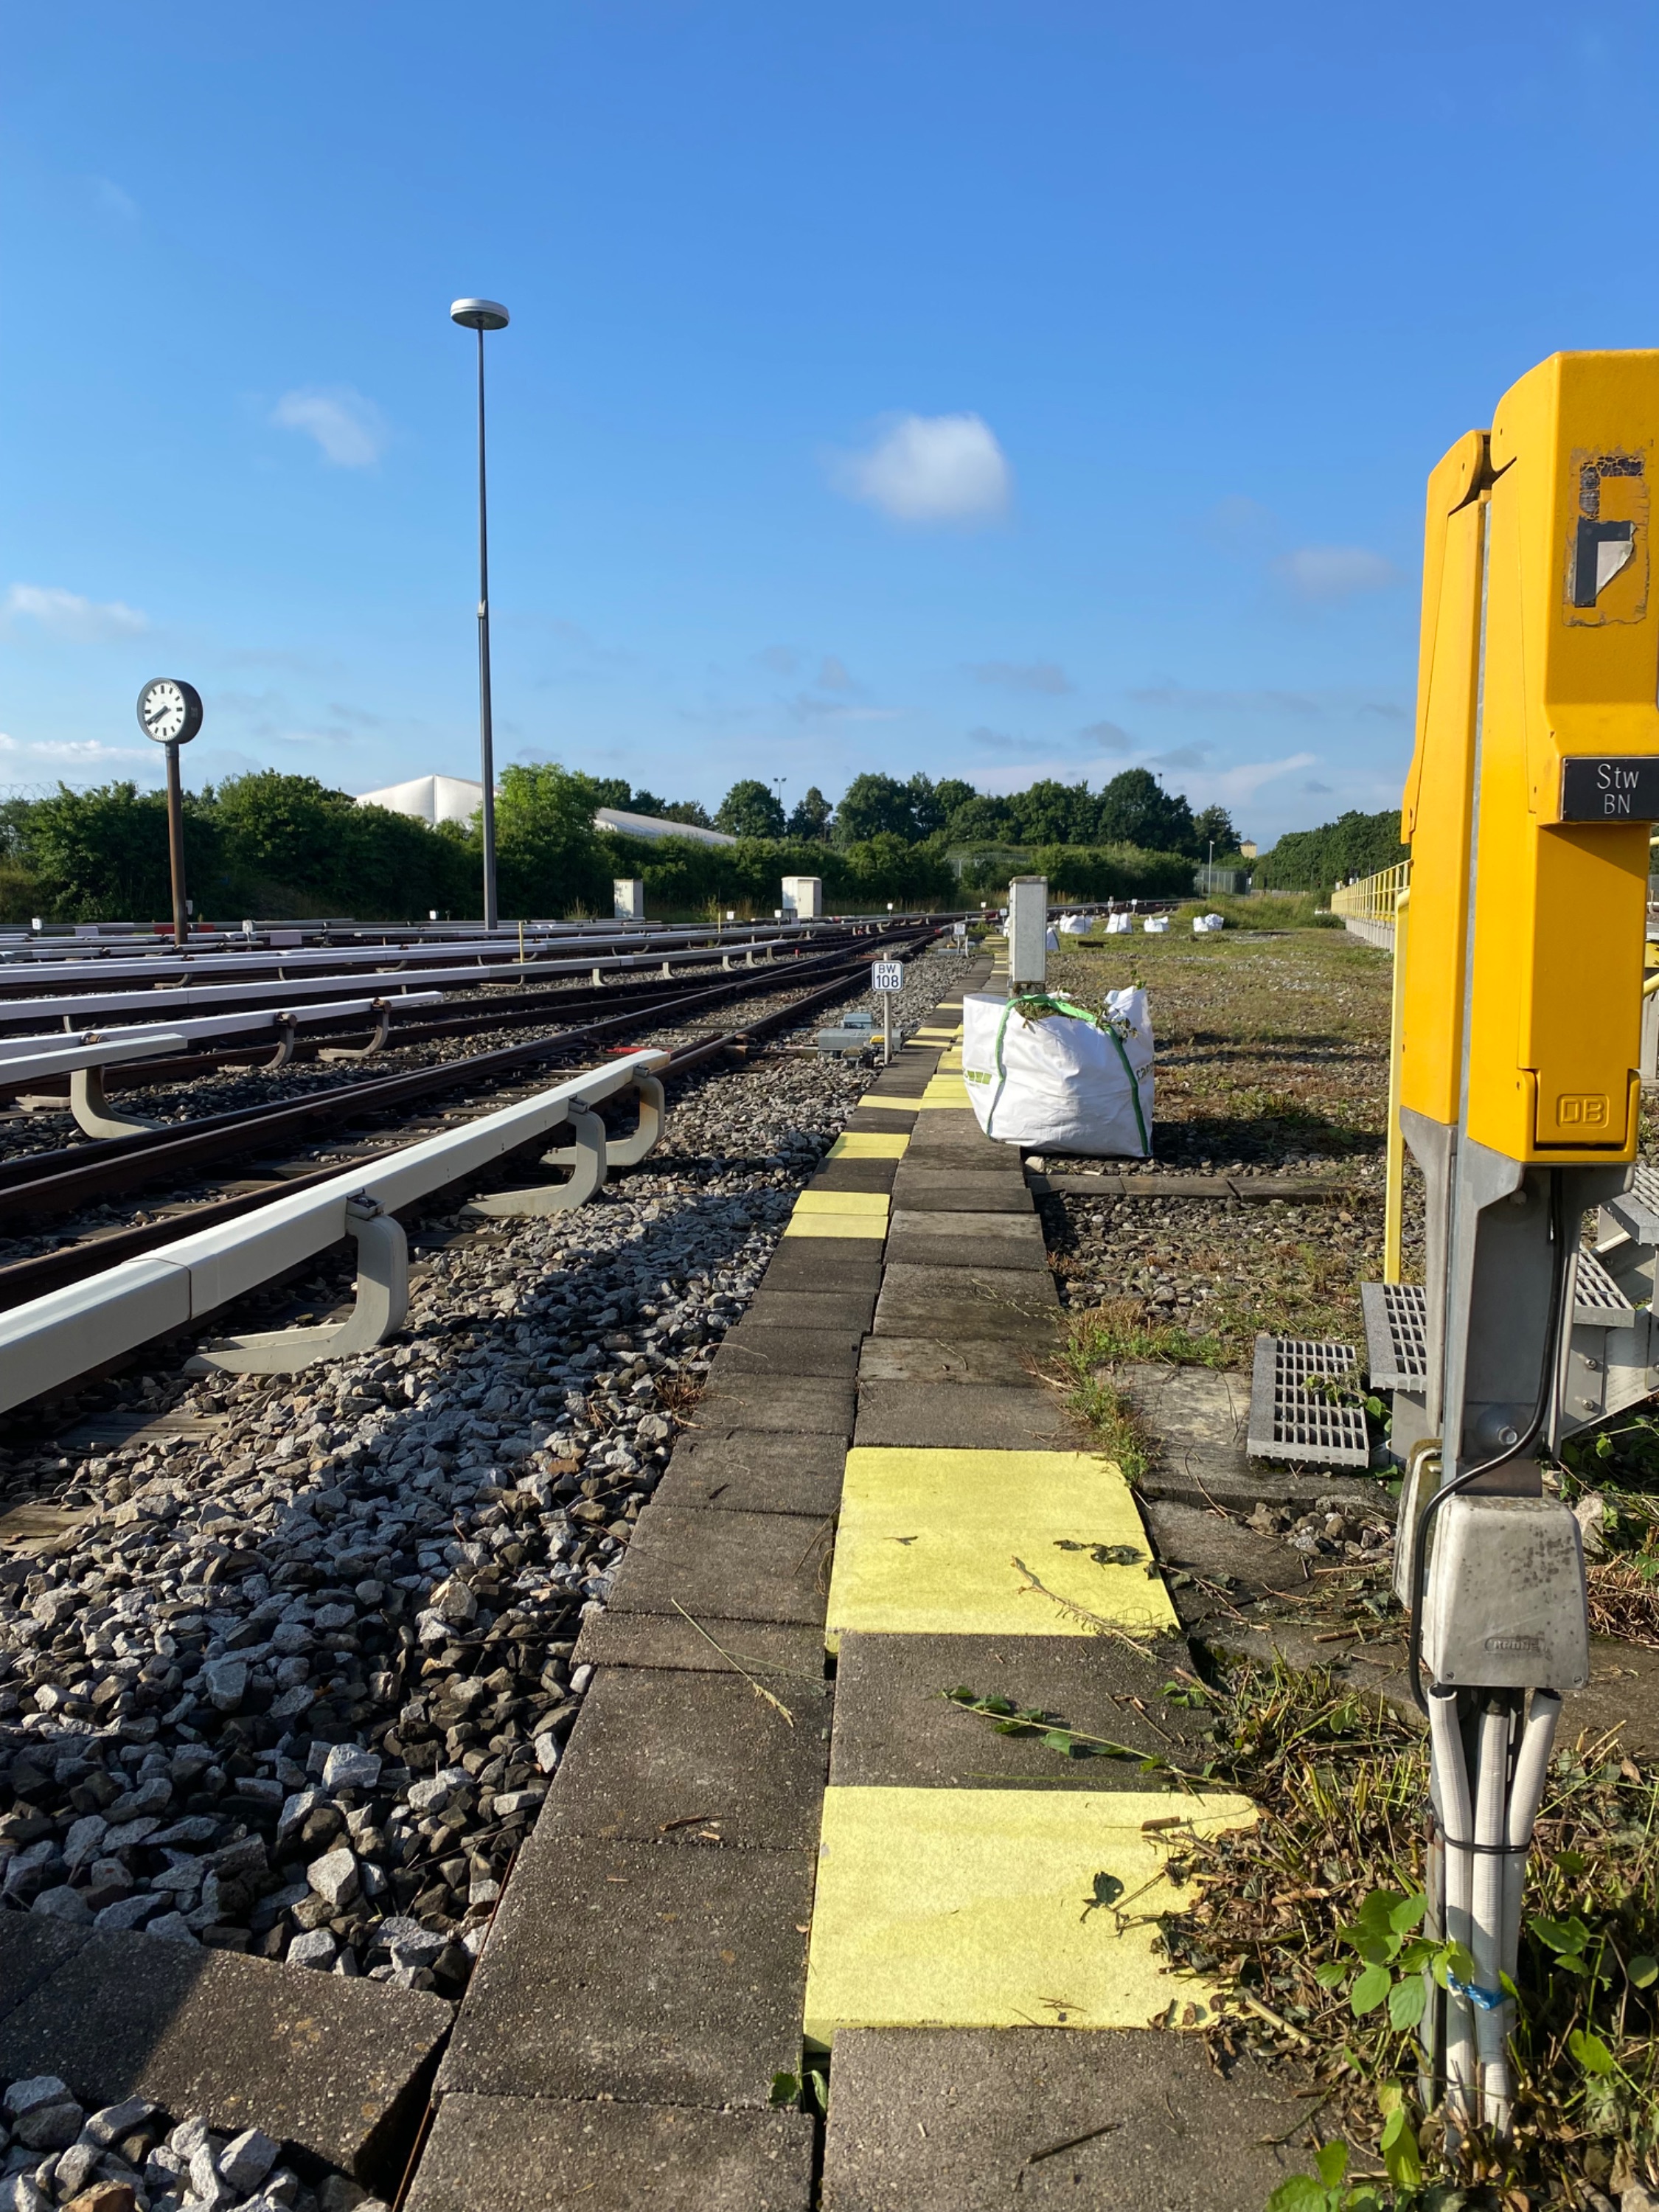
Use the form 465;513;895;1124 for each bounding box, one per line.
0;939;794;1029
0;1048;667;1415
0;995;443;1084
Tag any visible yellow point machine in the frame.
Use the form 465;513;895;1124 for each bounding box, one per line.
1397;349;1659;2134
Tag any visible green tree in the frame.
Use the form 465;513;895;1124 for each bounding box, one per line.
493;762;612;914
786;785;834;841
14;782;222;922
715;779;787;838
1006;779;1097;844
1192;803;1240;856
942;791;1017;842
1094;768;1197;854
835;773;915;844
1255;808;1407;891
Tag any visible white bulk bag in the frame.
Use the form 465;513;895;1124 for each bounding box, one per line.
961;989;1153;1156
1059;914;1091;935
1192;912;1225;934
1142;915;1169;933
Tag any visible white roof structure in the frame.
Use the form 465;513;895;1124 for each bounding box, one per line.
594;807;735;847
355;779;737;848
356;774;484;827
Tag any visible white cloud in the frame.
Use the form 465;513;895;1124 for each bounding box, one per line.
833;413;1012;525
272;386;388;467
1273;546;1402;601
4;584;148;641
1077;720;1134;754
1186;751;1321;806
0;732;152;782
968;660;1072;695
815;655;855;692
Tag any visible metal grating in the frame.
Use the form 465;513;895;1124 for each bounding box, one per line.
1247;1333;1372;1469
1607;1158;1659;1246
1573;1243;1640;1329
1360;1281;1427;1391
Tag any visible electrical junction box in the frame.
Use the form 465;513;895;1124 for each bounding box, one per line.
782;875;822;920
613;879;645;922
1422;1493;1590;1690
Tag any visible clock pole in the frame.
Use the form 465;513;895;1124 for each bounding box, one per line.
450;299;510;933
164;740;188;947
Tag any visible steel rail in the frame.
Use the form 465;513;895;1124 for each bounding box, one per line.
0;928;933;1225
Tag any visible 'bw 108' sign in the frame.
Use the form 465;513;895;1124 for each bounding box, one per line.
872;961;904;993
1560;756;1659;820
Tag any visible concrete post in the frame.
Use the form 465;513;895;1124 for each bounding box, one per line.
1008;874;1048;992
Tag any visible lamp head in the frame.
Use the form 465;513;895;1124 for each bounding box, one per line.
451;298;509;332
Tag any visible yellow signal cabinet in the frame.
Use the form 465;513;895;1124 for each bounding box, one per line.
1401;352;1659;1164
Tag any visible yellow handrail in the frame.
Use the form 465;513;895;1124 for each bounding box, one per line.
1332;860;1411;925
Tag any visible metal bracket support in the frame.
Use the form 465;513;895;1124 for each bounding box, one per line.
185;1195;409;1376
69;1065;160;1139
543;1075;665;1172
319;999;393;1062
464;1105;608;1218
262;1014;299;1071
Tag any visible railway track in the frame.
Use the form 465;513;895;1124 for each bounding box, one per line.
0;929;934;1310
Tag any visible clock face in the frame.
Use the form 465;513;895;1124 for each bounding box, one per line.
136;678;202;745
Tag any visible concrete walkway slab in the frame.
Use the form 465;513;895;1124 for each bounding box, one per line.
844;1108;918;1135
715;1326;863;1380
0;1927;450;2188
819;2029;1318;2212
611;1506;833;1626
655;1450;844;1520
827;1131;911;1159
809;1160;900;1194
885;1212;1050;1271
793;1189;889;1215
854;1382;1081;1453
781;1216;887;1241
801;1786;1249;2043
695;1374;857;1436
574;1610;828;1682
762;1242;885;1293
858;1336;1043;1387
437;1831;814;2108
544;1664;830;1847
874;1264;1057;1341
0;1917;87;2028
407;2095;814;2212
828;1631;1201;1790
889;1169;1032;1212
745;1287;876;1334
826;1447;1176;1644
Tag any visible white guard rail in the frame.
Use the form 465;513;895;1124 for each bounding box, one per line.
0;1048;667;1408
0;922;815;991
0;939;792;1029
0;995;442;1079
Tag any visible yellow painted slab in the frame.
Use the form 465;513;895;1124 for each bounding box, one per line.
827;1447;1179;1643
857;1095;919;1115
827;1133;909;1160
915;1076;970;1108
803;1787;1251;2044
782;1216;888;1239
793;1190;888;1216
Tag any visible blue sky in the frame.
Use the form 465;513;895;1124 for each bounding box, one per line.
4;1;1656;846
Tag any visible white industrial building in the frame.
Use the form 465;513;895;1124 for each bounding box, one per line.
355;778;737;848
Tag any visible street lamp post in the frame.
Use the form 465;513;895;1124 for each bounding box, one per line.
450;297;510;931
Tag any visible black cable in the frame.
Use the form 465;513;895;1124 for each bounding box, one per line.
1406;1169;1571;1712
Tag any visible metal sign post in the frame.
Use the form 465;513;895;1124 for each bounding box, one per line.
872;959;903;1064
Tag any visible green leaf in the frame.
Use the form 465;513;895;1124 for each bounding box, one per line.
1531;1914;1591;1957
1350;1963;1392;2015
1630;1953;1659;1988
945;1686;977;1705
1381;2105;1422;2191
1568;2028;1618;2076
1315;2140;1349;2190
1043;1730;1077;1756
1313;1960;1349;1990
1388;1974;1427;2031
1388;1892;1428;1935
768;2072;800;2108
1265;2180;1332;2212
981;1695;1016;1716
1558;1849;1589;1877
804;2068;829;2117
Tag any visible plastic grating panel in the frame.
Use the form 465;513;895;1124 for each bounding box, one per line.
1360;1281;1427;1391
1608;1159;1659;1245
1247;1334;1371;1468
1573;1244;1640;1329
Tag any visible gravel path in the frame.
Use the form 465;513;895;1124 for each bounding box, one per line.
0;952;959;2002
